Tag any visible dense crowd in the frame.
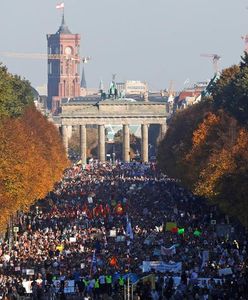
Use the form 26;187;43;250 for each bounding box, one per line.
0;161;247;299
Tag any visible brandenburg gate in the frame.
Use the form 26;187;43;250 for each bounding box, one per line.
60;99;169;163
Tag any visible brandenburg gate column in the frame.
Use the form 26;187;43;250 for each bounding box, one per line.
61;125;68;154
141;124;149;162
67;125;73;140
122;124;130;162
80;125;87;164
98;125;106;161
159;123;167;142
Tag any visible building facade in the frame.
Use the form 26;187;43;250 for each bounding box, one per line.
47;15;81;112
116;80;148;97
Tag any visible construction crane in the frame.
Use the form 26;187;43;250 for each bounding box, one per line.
200;53;221;75
0;51;91;63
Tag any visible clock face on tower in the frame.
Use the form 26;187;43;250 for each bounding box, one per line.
65;46;72;56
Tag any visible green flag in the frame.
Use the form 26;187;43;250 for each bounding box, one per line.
193;230;201;237
178;228;185;235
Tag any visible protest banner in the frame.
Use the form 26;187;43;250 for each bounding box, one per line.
142;261;182;273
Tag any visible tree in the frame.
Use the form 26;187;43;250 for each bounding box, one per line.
158;54;248;227
211;55;248;126
0;64;68;231
0;107;68;231
0;64;33;117
157;99;212;187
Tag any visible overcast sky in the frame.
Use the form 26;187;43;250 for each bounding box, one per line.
0;0;247;92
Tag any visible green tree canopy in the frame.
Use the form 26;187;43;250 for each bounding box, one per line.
211;53;248;126
0;64;34;118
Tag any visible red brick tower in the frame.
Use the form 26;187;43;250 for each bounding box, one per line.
47;14;81;112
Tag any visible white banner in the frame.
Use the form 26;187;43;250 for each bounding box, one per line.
172;277;224;288
142;261;182;273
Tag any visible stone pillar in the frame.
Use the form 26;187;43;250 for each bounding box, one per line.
122;124;130;162
67;125;73;140
98;125;105;161
141;124;148;162
80;125;87;164
61;125;68;154
143;91;149;102
159;123;167;142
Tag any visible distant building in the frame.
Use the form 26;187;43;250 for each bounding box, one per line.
126;80;148;95
80;88;99;97
116;80;148;98
175;81;209;109
47;14;81;112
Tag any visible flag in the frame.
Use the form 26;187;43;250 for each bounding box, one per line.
56;2;64;9
178;228;185;235
161;245;176;256
193;230;201;237
56;245;64;252
171;227;178;234
91;250;97;274
109;256;118;268
115;203;124;215
166;222;177;231
200;250;209;270
126;216;134;240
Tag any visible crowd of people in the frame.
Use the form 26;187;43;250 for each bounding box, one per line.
0;161;247;299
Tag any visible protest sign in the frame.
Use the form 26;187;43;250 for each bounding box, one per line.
69;237;76;243
64;280;75;293
116;235;125;242
109;229;117;237
153;248;161;256
26;269;35;275
218;267;233;276
88;197;93;204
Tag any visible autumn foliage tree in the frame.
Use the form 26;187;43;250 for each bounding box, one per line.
158;54;248;227
0;64;68;231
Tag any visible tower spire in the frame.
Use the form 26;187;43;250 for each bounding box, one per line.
81;66;87;89
57;9;72;34
61;11;65;26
